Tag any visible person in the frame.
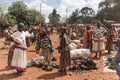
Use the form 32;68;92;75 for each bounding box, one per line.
35;28;42;54
71;32;77;40
10;23;29;76
58;26;70;75
92;22;106;58
112;26;119;50
24;28;31;47
113;38;120;79
83;26;93;52
40;29;54;70
3;28;13;49
105;25;114;54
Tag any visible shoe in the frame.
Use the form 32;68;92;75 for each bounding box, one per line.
60;71;67;75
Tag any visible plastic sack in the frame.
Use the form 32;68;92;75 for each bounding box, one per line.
49;45;54;52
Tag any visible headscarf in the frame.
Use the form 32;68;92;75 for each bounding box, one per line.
18;23;25;28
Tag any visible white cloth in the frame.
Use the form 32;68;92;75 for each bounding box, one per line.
68;43;77;50
25;31;31;37
11;31;28;70
72;32;76;37
70;49;91;59
92;27;106;52
92;37;105;52
72;40;81;44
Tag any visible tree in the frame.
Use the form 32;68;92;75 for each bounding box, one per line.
7;1;45;26
8;1;28;24
80;7;95;24
81;7;95;17
0;5;7;36
98;0;120;22
68;9;80;24
26;9;45;26
0;5;4;25
3;13;17;26
48;9;60;26
68;8;96;24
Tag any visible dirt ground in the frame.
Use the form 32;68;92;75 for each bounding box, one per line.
0;33;119;80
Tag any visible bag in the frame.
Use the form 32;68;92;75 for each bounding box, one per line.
49;45;54;52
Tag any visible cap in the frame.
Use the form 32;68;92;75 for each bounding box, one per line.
18;23;25;28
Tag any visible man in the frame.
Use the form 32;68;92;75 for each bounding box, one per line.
92;22;106;58
10;23;29;76
40;29;54;70
113;38;120;79
58;26;70;75
105;25;114;54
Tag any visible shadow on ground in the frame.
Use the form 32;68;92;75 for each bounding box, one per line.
37;72;65;79
0;72;18;80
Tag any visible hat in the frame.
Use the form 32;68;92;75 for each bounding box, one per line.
18;23;25;28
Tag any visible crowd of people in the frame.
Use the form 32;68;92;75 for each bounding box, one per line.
2;22;120;79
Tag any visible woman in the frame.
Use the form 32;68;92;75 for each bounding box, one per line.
92;22;106;58
83;26;93;52
10;23;28;76
58;26;70;75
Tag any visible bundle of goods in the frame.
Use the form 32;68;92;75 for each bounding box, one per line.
105;56;115;70
68;43;78;50
27;56;44;67
69;49;97;71
70;49;91;60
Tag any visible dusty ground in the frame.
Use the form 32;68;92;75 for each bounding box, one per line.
0;33;119;80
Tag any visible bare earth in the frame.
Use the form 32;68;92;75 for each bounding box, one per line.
0;34;119;80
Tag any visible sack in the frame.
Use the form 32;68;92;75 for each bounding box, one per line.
70;49;91;59
68;43;77;50
49;45;54;52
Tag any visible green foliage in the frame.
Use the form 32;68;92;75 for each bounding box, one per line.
68;9;80;24
1;1;45;28
75;19;83;24
68;8;96;24
98;0;120;22
8;1;28;24
0;7;2;14
26;9;45;25
2;1;45;27
81;7;95;17
48;9;60;26
3;13;17;26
